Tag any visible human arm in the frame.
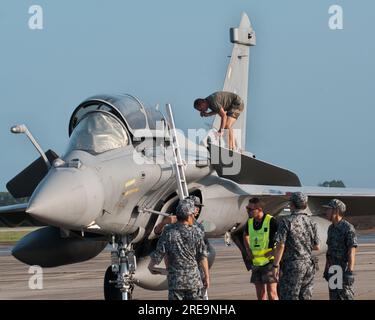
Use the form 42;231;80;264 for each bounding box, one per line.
154;216;177;236
200;111;217;117
264;248;275;258
217;107;227;135
272;243;285;280
148;258;161;274
343;246;357;286
324;257;329;271
197;233;210;288
200;257;210;289
243;233;254;262
243;225;254;263
343;247;357;286
265;217;278;258
273;243;285;267
312;221;320;251
148;231;167;274
323;257;330;281
347;247;356;272
272;218;288;279
346;225;358;272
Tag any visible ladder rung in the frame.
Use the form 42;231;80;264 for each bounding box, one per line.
166;103;189;199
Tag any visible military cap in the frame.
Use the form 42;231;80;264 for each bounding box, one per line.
189;195;204;207
290;192;308;207
322;199;346;213
176;198;195;219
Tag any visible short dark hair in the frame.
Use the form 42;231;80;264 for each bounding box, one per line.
248;197;263;208
194;98;205;109
291;202;307;210
298;204;307;210
176;215;189;222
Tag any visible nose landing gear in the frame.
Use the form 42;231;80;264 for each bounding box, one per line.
104;235;137;300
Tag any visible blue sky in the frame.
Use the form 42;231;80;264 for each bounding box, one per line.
1;0;374;189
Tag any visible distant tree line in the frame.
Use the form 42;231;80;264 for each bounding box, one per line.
318;180;346;188
0;192;28;206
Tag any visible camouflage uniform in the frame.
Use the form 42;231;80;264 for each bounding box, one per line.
188;195;210;300
193;220;211;300
324;200;358;300
275;193;320;300
151;200;208;300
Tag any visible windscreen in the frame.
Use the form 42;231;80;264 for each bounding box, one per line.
66;112;129;155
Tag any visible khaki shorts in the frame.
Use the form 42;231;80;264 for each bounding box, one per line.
227;99;244;119
250;263;277;284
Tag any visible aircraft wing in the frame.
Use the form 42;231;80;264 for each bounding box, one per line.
226;183;375;271
0;203;45;227
209;143;375;218
239;183;375;217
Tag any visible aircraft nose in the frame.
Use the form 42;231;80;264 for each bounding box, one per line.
26;166;104;228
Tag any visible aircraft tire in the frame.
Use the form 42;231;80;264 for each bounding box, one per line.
104;266;122;300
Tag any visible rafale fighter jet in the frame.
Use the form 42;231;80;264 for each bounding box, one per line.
1;13;375;300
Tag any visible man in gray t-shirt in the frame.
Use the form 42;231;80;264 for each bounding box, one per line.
193;91;244;150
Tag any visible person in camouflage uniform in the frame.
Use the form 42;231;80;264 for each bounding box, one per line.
154;196;205;236
272;192;320;300
153;195;212;300
148;198;209;300
193;91;244;150
323;199;358;300
188;195;212;300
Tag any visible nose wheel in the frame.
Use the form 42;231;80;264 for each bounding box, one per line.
104;236;137;300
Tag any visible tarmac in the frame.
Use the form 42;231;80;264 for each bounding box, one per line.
0;236;374;300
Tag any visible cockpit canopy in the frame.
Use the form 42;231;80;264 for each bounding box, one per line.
66;111;129;155
69;94;166;137
67;94;168;155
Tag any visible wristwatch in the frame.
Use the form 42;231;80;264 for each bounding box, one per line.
272;264;279;269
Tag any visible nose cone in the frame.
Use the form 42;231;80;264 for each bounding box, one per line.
26;167;104;228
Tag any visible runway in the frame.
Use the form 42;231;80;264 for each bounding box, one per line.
0;237;374;300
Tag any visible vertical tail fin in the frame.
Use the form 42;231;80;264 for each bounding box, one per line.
212;12;256;151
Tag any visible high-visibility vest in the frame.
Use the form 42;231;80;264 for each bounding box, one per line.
248;214;274;267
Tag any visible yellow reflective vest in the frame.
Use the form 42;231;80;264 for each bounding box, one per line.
248;214;275;267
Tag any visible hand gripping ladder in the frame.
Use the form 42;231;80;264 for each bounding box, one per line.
165;103;189;200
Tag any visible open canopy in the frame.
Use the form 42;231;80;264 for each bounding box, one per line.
69;94;166;138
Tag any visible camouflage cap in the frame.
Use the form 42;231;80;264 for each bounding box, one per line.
289;192;308;208
189;195;204;207
176;198;195;219
322;199;346;213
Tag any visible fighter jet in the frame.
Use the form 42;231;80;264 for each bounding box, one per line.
1;13;375;300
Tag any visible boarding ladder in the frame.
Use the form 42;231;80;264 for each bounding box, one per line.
165;104;189;200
